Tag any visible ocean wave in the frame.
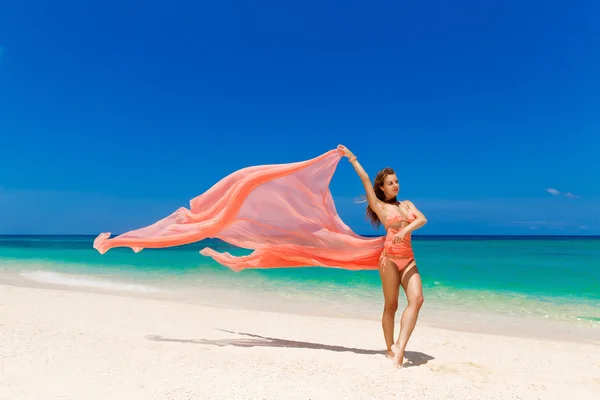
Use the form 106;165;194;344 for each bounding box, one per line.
19;270;163;294
577;316;600;323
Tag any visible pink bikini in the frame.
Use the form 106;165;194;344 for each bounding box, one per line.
379;202;417;272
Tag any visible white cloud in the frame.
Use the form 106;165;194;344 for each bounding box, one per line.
352;196;367;204
545;187;582;199
513;221;566;230
513;221;561;226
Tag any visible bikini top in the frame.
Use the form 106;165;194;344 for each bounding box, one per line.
384;202;417;229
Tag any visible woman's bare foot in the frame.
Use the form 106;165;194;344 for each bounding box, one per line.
386;350;394;359
391;344;404;368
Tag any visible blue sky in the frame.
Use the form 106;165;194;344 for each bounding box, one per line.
1;0;599;235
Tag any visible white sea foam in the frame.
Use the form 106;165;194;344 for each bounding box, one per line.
19;270;163;294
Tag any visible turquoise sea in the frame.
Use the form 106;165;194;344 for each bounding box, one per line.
1;235;599;339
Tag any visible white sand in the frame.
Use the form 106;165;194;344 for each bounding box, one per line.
1;284;599;400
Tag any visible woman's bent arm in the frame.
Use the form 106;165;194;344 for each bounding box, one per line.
402;200;428;234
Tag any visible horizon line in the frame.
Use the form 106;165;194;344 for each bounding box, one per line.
1;233;599;238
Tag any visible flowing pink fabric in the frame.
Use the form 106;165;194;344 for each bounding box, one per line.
93;149;385;271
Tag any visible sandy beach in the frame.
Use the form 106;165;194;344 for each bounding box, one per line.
1;283;599;400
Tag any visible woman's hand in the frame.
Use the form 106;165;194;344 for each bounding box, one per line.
337;144;355;159
393;228;409;244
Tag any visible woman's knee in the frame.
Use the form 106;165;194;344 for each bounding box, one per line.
384;300;398;313
409;294;424;308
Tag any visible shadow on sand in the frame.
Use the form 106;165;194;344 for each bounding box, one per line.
146;329;434;367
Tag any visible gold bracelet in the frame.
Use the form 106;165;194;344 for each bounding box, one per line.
349;156;357;162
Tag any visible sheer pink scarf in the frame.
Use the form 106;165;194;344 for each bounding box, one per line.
93;149;385;271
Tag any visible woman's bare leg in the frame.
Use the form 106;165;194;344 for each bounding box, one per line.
391;262;424;368
379;260;401;357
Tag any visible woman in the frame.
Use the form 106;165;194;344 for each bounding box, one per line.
338;144;427;368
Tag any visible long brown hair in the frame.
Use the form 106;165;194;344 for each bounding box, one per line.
366;167;397;227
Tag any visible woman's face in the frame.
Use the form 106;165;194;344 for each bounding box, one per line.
381;174;399;199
